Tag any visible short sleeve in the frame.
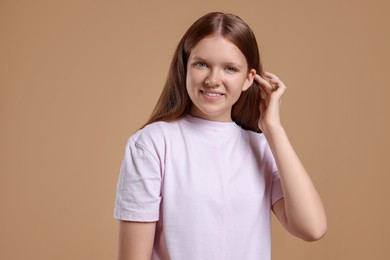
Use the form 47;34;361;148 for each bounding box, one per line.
113;138;162;222
271;163;284;205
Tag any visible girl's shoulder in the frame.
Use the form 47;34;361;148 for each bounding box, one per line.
240;127;267;142
128;119;183;148
239;129;273;156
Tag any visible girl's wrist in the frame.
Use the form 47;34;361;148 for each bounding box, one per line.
262;123;285;138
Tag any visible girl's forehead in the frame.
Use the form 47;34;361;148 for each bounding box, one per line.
189;35;247;64
193;35;236;49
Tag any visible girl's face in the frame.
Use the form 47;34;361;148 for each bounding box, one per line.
186;35;255;122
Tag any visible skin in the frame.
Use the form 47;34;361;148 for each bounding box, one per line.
118;36;327;259
117;221;156;260
186;35;256;122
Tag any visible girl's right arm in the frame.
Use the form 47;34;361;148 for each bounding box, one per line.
118;220;156;260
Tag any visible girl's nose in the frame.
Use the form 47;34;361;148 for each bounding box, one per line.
205;70;221;87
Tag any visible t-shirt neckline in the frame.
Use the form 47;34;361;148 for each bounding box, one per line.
183;114;240;132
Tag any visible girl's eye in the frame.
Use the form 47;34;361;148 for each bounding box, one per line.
194;62;207;68
226;66;238;73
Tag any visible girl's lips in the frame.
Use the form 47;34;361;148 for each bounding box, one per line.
200;90;224;97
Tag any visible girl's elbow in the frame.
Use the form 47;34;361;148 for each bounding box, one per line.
301;221;328;242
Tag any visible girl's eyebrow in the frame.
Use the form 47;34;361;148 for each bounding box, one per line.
190;55;207;61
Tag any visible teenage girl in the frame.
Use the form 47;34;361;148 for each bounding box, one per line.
114;12;327;260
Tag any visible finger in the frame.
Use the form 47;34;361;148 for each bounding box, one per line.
262;72;287;106
267;84;286;108
254;74;274;94
263;71;287;90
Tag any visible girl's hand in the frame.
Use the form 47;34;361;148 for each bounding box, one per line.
254;72;287;133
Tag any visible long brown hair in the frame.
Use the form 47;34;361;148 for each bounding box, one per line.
144;12;264;132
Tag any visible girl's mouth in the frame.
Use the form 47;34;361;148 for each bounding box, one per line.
200;90;224;97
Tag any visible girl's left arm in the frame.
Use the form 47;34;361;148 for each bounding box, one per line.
255;72;327;241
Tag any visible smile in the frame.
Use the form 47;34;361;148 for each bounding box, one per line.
200;90;224;97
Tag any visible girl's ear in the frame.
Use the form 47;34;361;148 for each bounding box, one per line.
242;69;256;91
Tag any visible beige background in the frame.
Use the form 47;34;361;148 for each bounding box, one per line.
1;0;389;259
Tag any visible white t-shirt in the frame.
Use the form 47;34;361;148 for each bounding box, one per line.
114;115;284;260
